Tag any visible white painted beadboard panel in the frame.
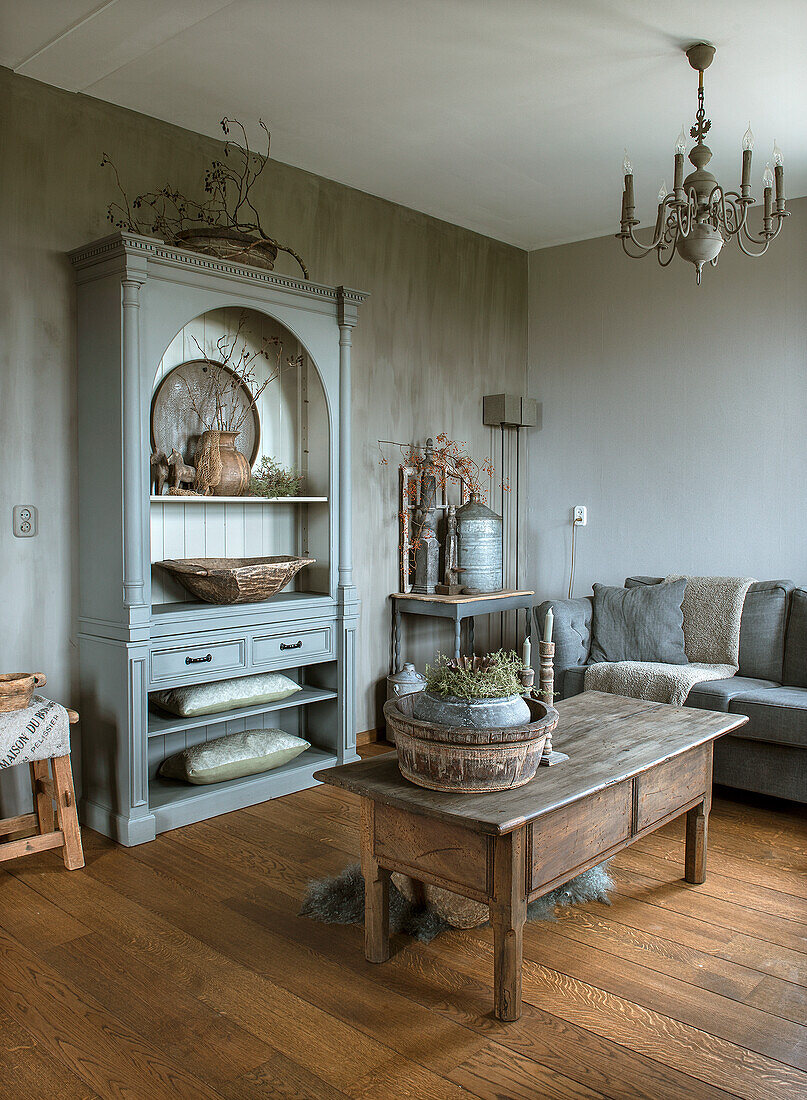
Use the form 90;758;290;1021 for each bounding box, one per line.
150;306;330;603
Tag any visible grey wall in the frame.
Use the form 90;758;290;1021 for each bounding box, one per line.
0;68;527;811
525;198;807;602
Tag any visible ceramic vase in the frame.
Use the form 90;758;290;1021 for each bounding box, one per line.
196;430;250;497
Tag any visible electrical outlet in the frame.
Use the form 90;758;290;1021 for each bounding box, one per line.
573;505;587;526
13;505;38;538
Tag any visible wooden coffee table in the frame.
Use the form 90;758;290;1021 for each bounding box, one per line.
315;690;748;1021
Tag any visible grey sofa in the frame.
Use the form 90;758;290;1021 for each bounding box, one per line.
537;578;807;804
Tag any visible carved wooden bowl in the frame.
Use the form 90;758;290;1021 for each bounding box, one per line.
383;691;559;793
156;556;315;604
0;672;46;713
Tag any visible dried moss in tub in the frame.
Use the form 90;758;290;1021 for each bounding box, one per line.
425;651;524;699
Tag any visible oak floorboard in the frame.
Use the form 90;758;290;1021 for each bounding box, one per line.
0;924;225;1100
630;829;807;901
545;903;807;1024
573;891;807;986
434;933;806;1100
609;856;807;952
1;760;805;1100
0;1008;101;1100
514;923;807;1067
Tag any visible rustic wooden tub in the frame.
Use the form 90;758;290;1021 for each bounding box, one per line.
156;556;315;604
383;691;559;793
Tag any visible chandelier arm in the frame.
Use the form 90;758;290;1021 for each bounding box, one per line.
736;235;771;258
741;216;784;247
621;236;654;260
626;200;674;253
626;225;662;252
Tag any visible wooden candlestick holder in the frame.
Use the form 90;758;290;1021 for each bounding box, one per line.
538;639;568;767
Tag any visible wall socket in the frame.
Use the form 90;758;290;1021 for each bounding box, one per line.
573;505;587;526
13;505;38;537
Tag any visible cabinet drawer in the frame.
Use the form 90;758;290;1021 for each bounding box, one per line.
252;625;333;667
635;744;710;832
150;638;246;684
531;781;631;892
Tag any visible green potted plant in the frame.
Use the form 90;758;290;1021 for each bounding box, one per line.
413;651;530;729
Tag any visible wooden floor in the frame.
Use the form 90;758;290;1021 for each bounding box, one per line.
1;744;805;1100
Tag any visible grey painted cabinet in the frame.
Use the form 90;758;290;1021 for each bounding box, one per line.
70;232;366;845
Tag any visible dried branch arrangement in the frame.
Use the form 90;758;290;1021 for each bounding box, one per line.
185;311;303;434
379;433;509;557
102;118;309;278
378;433;506;506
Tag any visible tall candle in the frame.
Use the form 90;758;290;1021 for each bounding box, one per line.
673;152;684;194
774;165;784;211
741;149;752;192
522;635;531;668
544;606;554;644
624;173;634;213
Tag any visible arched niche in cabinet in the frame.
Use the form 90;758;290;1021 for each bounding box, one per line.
149;306;333;607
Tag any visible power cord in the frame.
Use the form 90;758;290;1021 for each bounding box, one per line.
568;519;578;599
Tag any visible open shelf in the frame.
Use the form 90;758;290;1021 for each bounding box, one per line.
148;746;337;832
149;591;336;635
150;495;327;503
147;686;338;738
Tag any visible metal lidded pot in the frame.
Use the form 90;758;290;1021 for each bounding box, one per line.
456;492;503;593
386;662;427;703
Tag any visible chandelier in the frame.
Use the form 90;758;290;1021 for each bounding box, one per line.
617;43;789;284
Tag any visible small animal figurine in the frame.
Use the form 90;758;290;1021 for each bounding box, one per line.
150;451;169;496
168;449;196;491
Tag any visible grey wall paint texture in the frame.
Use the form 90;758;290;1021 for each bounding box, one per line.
0;68;527;812
525;200;807;603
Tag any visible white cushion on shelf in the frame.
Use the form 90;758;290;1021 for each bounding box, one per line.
150;672;301;717
159;728;310;785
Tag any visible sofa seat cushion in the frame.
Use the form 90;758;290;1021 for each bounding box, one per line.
686;677;780;712
728;687;807;748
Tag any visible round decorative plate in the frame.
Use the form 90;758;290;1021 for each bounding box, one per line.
150;359;260;467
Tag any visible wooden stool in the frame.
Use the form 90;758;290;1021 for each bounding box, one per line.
0;708;84;869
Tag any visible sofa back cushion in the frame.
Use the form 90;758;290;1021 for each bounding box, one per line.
590;580;688;664
625;577;793;682
784;587;807;688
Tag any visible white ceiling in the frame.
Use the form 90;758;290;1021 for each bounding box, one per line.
3;0;805;249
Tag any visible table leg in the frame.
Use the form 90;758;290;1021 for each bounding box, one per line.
453;616;461;662
490;829;527;1021
360;799;390;962
468;616;475;656
392;604;402;673
685;799;709;884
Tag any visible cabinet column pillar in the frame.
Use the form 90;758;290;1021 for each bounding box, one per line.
337;288;361;762
121;276;146;609
337;312;354;589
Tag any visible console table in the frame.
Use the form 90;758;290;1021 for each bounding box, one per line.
390;589;535;669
